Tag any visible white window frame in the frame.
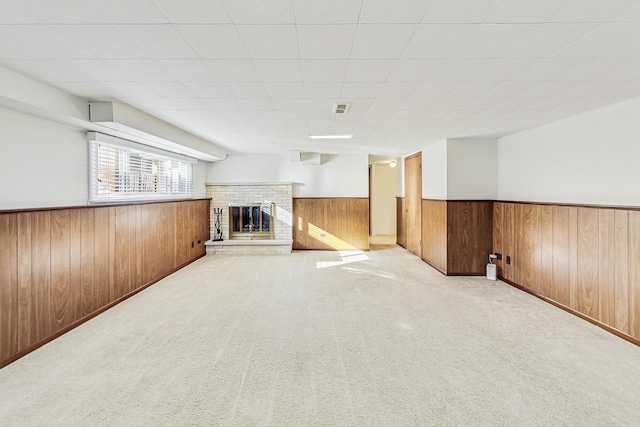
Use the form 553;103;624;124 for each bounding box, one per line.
88;133;196;203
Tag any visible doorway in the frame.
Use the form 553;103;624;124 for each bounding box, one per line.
404;152;422;257
368;155;399;246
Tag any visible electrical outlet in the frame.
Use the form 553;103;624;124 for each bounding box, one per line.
494;253;502;260
506;255;511;265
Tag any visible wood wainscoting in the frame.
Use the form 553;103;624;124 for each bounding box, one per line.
396;197;406;248
293;198;369;250
0;199;210;368
447;201;493;275
420;200;493;275
493;201;640;343
421;200;447;273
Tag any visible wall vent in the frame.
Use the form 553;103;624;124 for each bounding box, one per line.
332;102;350;114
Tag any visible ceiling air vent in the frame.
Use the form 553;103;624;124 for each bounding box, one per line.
332;102;350;114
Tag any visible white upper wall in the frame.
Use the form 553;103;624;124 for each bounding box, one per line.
415;138;498;200
447;138;498;200
194;160;208;199
421;140;448;199
0;107;209;209
0;66;87;120
0;109;88;209
396;157;404;198
498;97;640;206
0;65;213;209
0;67;92;209
207;153;369;198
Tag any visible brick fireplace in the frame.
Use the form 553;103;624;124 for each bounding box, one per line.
205;183;293;255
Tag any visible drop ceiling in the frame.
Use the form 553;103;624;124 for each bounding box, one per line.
1;0;640;157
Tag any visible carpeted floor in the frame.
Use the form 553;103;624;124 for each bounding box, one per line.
1;245;640;426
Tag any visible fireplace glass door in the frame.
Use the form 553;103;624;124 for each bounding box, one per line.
229;203;274;239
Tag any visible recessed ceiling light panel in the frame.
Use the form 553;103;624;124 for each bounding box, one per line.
308;134;353;140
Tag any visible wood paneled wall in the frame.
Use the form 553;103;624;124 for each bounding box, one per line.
419;200;493;275
404;153;422;256
293;198;369;250
396;197;406;248
447;201;493;275
0;199;210;368
421;200;447;273
493;202;640;342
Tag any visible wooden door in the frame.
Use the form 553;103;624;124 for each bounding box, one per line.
396;197;406;248
368;165;372;236
404;153;422;256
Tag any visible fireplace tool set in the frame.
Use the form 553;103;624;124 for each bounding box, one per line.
212;207;223;241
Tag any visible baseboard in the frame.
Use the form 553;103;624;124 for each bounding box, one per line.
499;276;640;347
446;272;485;276
421;258;447;275
420;258;486;277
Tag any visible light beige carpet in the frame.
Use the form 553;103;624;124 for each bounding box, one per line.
1;245;640;426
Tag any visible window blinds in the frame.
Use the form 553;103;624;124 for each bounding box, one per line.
89;138;195;202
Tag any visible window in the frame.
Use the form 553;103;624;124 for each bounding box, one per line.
89;135;195;202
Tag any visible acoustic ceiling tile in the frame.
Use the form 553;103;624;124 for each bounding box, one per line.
236;25;299;59
387;59;444;82
300;60;349;82
114;25;198;59
157;60;219;82
176;25;249;59
486;0;574;24
345;59;397;82
223;0;295;24
253;60;303;82
151;0;231;23
422;0;502;24
205;60;260;82
453;24;539;58
402;24;478;58
292;0;362;24
359;0;433;24
351;24;417;59
297;25;356;59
